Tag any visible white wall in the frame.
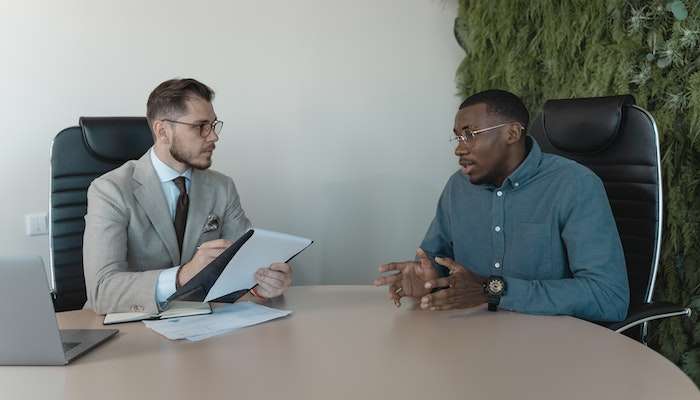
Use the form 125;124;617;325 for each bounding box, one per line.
0;0;462;285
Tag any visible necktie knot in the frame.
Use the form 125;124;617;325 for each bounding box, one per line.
173;176;187;195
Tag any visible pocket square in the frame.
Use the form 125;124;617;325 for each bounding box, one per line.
203;214;220;233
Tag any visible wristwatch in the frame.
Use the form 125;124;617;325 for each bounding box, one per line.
484;275;506;311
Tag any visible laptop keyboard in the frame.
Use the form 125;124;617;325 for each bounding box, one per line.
62;342;80;353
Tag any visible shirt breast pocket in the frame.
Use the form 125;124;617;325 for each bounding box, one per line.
509;222;552;278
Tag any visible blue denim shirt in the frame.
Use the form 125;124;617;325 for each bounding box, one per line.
420;136;629;322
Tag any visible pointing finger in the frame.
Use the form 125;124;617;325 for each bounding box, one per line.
379;261;413;273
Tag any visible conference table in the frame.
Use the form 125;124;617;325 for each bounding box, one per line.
1;286;698;399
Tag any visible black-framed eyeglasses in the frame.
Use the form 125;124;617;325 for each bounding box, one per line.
163;119;223;138
449;122;524;146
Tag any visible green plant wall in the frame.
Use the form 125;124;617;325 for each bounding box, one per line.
454;0;700;383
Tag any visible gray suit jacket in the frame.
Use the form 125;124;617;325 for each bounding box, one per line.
82;152;251;314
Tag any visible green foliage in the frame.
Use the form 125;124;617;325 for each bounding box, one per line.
455;0;700;384
682;348;700;383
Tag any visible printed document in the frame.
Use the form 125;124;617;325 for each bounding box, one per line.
143;302;291;341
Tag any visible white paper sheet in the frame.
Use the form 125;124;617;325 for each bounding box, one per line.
143;302;292;341
204;228;312;302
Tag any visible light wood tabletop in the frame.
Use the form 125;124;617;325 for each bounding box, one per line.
1;285;697;399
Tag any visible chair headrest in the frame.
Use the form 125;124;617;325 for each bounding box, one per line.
542;95;635;153
79;117;154;162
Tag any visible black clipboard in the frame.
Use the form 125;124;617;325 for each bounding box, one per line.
216;233;313;302
166;229;254;304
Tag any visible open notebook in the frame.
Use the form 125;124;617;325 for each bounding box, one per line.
103;301;212;325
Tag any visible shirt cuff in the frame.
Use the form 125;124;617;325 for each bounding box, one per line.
498;276;529;311
155;266;179;311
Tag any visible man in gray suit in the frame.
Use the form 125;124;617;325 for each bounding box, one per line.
83;78;292;315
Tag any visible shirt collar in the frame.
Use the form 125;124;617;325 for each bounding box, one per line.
149;148;192;183
503;135;542;189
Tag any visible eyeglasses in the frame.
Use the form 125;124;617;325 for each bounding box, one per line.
163;119;223;138
450;122;523;146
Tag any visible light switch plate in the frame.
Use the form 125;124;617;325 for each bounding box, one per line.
25;212;48;236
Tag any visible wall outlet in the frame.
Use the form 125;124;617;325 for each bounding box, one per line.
25;212;48;236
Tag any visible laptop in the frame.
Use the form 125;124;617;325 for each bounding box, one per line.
0;257;118;365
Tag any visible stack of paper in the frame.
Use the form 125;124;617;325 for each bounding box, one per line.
143;302;292;341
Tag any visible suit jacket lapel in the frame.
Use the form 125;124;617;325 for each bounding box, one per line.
181;168;213;264
132;153;181;266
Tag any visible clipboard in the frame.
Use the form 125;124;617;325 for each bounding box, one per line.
167;230;254;304
167;229;313;304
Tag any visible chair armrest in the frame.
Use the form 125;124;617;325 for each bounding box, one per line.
607;302;691;333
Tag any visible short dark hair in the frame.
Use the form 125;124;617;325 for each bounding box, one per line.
459;89;529;128
146;78;215;121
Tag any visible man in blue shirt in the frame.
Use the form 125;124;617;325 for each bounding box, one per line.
374;90;629;322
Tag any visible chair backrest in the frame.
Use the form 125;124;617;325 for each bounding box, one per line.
49;117;153;311
528;95;662;315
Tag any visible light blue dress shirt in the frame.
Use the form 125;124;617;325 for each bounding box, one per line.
149;148;192;308
420;136;629;322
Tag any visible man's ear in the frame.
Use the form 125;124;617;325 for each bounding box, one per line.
152;120;170;144
505;123;524;144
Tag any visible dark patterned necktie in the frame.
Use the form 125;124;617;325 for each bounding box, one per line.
173;177;189;259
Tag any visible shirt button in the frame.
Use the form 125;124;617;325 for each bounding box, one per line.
494;262;501;269
497;191;503;197
494;226;501;232
514;182;520;187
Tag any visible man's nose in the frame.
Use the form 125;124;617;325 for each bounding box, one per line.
207;131;220;143
454;142;469;156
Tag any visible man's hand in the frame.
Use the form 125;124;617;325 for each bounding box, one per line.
419;256;487;311
254;262;292;298
374;248;439;307
177;239;232;287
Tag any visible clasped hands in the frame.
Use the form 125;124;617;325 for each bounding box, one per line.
373;248;487;310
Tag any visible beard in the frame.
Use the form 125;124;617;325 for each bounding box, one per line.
470;164;508;187
466;171;490;186
170;134;212;170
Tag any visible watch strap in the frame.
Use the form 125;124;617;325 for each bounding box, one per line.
487;295;500;311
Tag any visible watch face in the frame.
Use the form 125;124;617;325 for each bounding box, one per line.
488;279;504;295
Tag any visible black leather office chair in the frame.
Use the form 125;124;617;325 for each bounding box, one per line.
529;95;691;343
49;117;153;311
